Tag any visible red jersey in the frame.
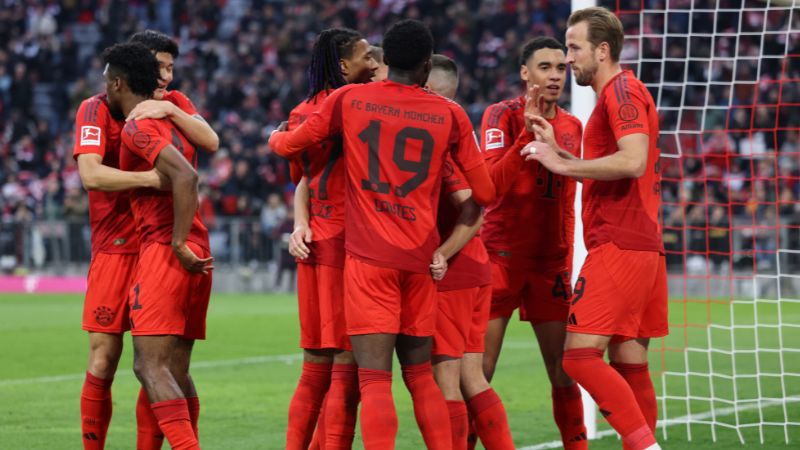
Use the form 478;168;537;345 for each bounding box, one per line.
119;118;209;251
437;159;492;291
73;94;138;255
288;91;345;268
161;90;198;116
270;80;487;273
480;99;582;271
582;70;663;253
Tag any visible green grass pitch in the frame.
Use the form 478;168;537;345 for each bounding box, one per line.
0;293;797;449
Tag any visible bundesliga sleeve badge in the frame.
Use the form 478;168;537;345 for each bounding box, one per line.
485;128;505;150
80;126;102;146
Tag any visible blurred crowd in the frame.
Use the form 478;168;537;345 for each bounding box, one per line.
0;0;797;273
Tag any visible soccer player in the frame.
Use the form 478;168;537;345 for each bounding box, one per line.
425;54;515;450
127;30;220;153
479;37;586;448
106;42;211;450
270;19;495;449
75;40;215;449
522;7;667;450
284;28;377;449
370;45;389;82
125;29;219;449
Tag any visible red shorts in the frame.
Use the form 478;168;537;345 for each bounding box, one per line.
128;242;212;340
344;255;437;337
296;262;350;350
433;285;492;358
568;242;668;340
82;252;138;333
490;262;572;323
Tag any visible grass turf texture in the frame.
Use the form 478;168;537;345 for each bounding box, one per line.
0;294;797;449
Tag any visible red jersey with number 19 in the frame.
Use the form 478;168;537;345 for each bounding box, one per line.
287;90;346;268
582;70;663;253
119;118;209;251
480;101;582;271
269;80;487;274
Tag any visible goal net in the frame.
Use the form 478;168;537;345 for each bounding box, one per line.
596;0;800;444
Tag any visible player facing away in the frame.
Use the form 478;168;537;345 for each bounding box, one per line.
104;43;212;450
74;43;165;450
127;29;219;450
270;19;496;449
75;39;216;450
425;55;516;450
284;28;377;450
522;7;667;450
479;37;586;448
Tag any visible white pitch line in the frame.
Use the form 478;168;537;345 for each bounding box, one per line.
517;397;800;450
0;353;303;387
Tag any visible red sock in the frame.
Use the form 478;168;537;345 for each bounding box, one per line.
80;372;113;449
358;368;397;449
562;349;656;450
286;361;332;450
447;400;469;450
552;384;588;449
136;387;164;450
466;388;515;450
315;395;327;450
401;362;452;450
151;399;199;450
308;426;321;450
186;396;200;439
324;363;360;449
466;416;477;450
612;361;658;450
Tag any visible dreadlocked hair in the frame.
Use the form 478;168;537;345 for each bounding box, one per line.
307;28;363;101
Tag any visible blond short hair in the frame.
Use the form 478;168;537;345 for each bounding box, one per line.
567;7;624;62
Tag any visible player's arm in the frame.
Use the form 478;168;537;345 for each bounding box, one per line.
289;176;313;259
438;189;483;260
77;154;164;191
481;104;538;195
270;88;347;159
449;107;497;205
128;99;220;152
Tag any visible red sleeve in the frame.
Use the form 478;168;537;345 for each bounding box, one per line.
73;97;110;160
480;103;535;196
447;104;485;173
289;159;303;185
269;86;349;159
120;119;171;166
606;77;651;142
166;90;198;115
462;163;495;206
561;119;582;269
442;155;470;195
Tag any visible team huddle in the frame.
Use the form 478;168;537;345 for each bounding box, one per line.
75;6;666;450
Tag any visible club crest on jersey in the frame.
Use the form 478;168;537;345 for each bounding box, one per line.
485;128;504;150
94;306;114;326
618;103;639;122
80;126;101;146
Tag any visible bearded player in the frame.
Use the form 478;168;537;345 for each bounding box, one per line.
480;37;586;448
523;7;667;450
270;20;496;449
284;27;377;450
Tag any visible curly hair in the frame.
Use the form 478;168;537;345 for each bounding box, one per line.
129;29;180;57
382;19;433;71
102;43;160;97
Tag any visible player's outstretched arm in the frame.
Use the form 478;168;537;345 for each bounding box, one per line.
289;177;313;260
437;189;483;261
155;145;213;274
524;132;648;181
128;100;220;152
77;154;164;191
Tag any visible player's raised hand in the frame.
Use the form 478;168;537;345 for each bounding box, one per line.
528;115;557;148
521;141;568;175
173;243;215;275
430;250;448;281
288;224;313;259
277;121;289;132
127;100;176;121
524;84;545;133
